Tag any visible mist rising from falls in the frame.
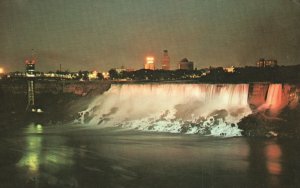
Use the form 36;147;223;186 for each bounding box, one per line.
79;84;252;137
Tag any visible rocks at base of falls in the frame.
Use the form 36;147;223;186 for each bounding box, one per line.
238;106;300;139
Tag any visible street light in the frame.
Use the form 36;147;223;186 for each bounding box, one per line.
0;67;4;74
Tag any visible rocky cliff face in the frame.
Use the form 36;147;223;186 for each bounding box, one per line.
248;83;269;109
0;80;111;129
0;80;111;96
247;83;300;112
240;83;300;138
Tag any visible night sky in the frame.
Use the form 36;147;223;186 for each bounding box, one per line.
1;0;300;72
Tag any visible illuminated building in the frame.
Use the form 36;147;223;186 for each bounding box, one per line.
115;66;127;74
161;50;170;70
178;58;194;70
223;66;235;73
88;71;98;80
144;56;155;70
256;58;278;68
114;66;134;74
0;67;3;79
102;72;110;79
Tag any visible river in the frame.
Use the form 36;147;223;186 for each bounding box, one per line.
0;123;299;188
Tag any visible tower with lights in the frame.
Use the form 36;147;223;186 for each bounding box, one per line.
25;50;36;111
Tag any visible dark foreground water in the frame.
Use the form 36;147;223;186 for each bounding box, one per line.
0;124;299;188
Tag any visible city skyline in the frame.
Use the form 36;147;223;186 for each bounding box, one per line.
1;0;300;72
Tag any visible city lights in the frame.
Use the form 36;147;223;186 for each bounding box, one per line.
146;56;154;64
144;56;155;70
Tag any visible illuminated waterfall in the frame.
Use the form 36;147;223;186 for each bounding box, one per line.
259;84;296;115
265;84;284;114
78;83;298;136
79;84;252;136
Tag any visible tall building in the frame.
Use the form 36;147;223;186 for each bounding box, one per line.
178;58;194;70
256;58;278;68
161;50;170;70
144;56;155;70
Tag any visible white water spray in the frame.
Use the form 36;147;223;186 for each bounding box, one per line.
79;84;252;137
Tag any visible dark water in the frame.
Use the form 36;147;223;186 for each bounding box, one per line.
0;124;299;188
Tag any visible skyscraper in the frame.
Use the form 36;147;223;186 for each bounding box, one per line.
144;56;155;70
161;50;170;70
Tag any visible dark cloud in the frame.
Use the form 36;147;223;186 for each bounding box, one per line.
0;0;300;71
38;51;74;62
292;0;300;5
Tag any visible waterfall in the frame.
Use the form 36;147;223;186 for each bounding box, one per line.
265;84;284;114
258;84;294;115
79;84;252;136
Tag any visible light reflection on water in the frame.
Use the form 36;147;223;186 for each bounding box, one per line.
16;123;75;186
265;142;283;188
17;124;43;174
0;124;298;187
266;142;282;175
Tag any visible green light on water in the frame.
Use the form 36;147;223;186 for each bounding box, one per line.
36;124;43;132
